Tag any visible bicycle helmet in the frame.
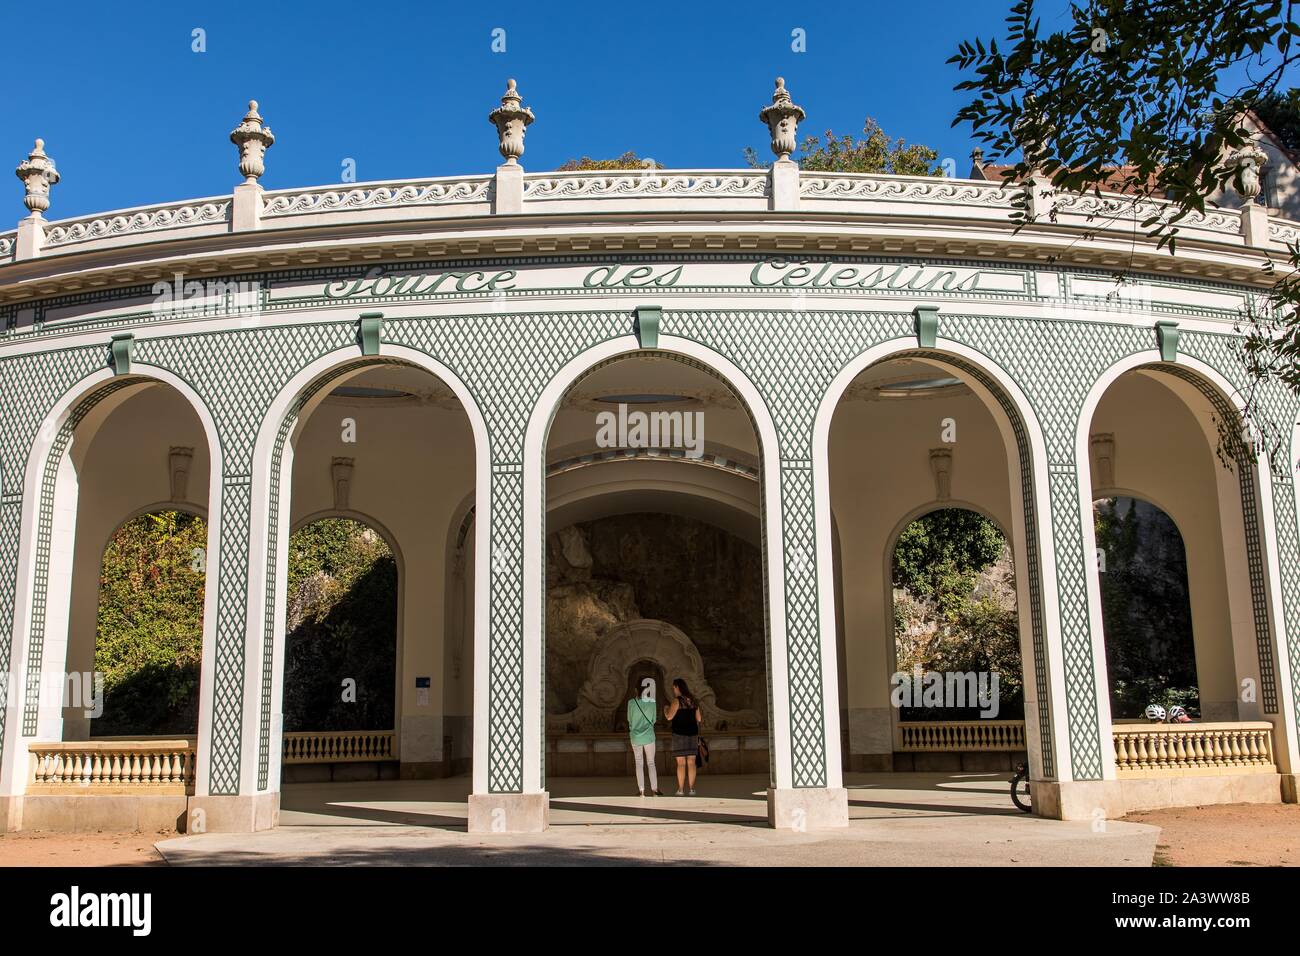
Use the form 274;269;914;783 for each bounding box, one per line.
1144;703;1167;722
1167;705;1189;722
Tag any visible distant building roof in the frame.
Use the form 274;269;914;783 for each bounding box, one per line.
968;157;1164;196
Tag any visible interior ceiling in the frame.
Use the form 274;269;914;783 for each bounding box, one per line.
318;355;973;411
323;364;462;408
842;357;973;401
563;355;741;411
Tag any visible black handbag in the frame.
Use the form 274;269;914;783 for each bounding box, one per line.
695;737;710;769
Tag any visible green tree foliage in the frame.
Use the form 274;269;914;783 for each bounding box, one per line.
892;510;1025;718
1094;497;1200;718
557;152;663;171
282;518;397;732
950;2;1300;458
893;509;1006;600
94;511;207;736
94;514;399;737
951;0;1296;225
747;117;941;174
1253;88;1300;151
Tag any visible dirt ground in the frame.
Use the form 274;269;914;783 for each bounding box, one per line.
1124;803;1300;866
0;830;167;866
2;803;1298;866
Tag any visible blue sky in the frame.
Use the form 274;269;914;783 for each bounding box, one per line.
0;0;1275;220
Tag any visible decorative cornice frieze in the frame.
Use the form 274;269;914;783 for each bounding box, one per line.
43;200;231;248
799;174;1014;207
1050;192;1239;235
1;169;1288;307
1269;218;1300;245
262;179;492;217
523;173;768;200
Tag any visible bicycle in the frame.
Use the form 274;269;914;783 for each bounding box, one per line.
1010;760;1032;813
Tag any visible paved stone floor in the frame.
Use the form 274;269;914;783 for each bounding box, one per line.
155;772;1160;866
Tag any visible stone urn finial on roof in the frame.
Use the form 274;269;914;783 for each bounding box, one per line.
1228;142;1268;205
488;78;535;165
229;99;276;185
759;77;805;162
15;138;60;217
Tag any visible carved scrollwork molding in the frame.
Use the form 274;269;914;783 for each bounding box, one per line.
261;179;492;217
523;173;768;200
43;201;230;248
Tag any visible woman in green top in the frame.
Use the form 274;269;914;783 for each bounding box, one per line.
627;681;662;797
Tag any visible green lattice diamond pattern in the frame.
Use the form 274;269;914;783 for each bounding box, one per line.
0;290;1296;793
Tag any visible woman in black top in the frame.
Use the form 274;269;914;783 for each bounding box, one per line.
664;678;702;795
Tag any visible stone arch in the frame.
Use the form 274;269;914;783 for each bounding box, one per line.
1;363;222;795
1077;350;1298;765
521;333;792;792
247;344;489;794
546;454;761;546
548;618;763;734
813;336;1061;780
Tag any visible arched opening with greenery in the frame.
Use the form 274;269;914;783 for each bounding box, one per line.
1093;496;1199;720
282;517;399;734
890;507;1024;721
93;509;208;737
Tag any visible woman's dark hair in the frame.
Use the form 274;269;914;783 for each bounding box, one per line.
672;678;694;707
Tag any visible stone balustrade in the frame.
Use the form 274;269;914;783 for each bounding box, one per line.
27;739;196;794
40;197;231;250
1111;721;1276;776
521;169;770;205
14;169;1266;263
897;720;1027;752
6;78;1287;281
261;176;493;221
282;730;397;764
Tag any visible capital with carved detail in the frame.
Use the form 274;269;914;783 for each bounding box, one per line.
929;448;953;501
15;139;59;218
1090;433;1116;488
488;79;535;165
758;77;805;162
229;100;275;185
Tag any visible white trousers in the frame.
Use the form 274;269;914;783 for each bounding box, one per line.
631;742;658;792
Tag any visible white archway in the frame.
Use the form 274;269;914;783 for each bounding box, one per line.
1077;350;1300;774
520;334;799;794
246;344;490;797
1;364;224;798
811;337;1066;783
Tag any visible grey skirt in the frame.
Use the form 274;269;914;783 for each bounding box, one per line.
671;734;698;757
